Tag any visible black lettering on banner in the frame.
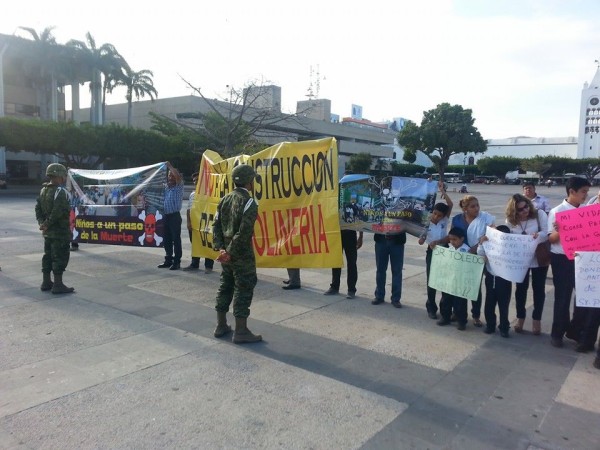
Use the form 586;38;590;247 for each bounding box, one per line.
250;149;334;200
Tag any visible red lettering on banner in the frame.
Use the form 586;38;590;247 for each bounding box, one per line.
253;205;329;256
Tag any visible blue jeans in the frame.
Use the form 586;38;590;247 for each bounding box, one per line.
374;239;404;303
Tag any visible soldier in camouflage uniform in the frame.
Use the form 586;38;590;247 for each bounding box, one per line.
35;163;75;294
212;164;261;343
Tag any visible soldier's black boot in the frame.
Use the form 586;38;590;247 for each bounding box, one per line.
51;272;75;294
233;317;262;344
40;272;53;291
214;311;232;338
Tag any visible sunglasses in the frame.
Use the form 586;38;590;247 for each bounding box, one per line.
517;204;530;212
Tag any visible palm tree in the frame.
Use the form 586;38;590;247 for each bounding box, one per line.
17;26;62;121
110;67;157;127
66;32;126;125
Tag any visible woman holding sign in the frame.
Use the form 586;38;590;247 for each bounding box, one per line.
451;195;495;327
505;194;549;335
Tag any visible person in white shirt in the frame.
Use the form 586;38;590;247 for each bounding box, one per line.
505;194;549;335
522;181;551;213
547;177;590;348
418;187;453;319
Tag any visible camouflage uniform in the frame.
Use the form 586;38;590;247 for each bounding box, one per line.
213;186;258;318
35;182;71;274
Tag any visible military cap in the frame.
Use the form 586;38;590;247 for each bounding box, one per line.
232;164;256;185
46;163;67;177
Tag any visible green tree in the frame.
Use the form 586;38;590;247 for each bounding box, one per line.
477;156;521;177
520;158;552;181
389;161;426;177
0;116;187;169
569;158;600;183
398;103;487;181
348;153;372;173
113;68;158;127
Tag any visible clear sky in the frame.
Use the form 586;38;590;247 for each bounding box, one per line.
2;0;599;139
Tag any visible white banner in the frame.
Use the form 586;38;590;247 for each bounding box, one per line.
481;227;538;283
575;251;600;308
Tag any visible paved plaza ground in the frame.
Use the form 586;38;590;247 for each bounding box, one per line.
1;183;599;449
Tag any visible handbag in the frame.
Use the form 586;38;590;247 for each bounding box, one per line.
534;213;551;267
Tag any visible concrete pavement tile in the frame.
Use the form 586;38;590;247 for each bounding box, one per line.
0;327;213;418
555;353;600;414
534;401;600;450
280;299;481;371
249;298;313;323
361;424;445;450
0;297;161;371
391;392;476;446
130;276;221;305
130;305;173;319
1;347;407;449
449;416;532;450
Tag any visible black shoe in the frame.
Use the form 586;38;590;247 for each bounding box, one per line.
483;326;495;334
565;330;580;342
324;287;339;295
594;357;600;369
346;291;356;299
282;279;291;284
551;337;564;348
500;329;510;338
371;298;384;305
182;264;199;271
169;263;180;270
157;262;172;268
427;311;438;320
450;314;458;322
575;343;595;353
282;284;301;290
391;301;402;308
437;318;451;326
457;323;467;331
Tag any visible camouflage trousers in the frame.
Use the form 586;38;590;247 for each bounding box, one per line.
42;238;70;274
215;261;257;318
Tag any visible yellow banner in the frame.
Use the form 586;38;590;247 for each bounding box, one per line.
191;138;342;268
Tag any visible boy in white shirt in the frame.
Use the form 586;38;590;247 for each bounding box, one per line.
419;190;453;319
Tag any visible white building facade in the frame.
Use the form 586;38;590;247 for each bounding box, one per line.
577;67;600;158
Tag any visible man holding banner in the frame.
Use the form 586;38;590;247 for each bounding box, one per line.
548;176;590;348
157;162;184;271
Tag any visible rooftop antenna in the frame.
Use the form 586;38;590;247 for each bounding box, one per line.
306;66;315;100
315;64;321;99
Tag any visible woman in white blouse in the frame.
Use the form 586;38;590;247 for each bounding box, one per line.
505;194;549;335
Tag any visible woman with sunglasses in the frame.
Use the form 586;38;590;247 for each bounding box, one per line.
451;195;496;327
505;194;549;335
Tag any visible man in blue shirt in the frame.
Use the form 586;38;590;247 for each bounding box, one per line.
158;162;184;270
